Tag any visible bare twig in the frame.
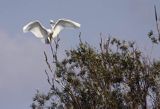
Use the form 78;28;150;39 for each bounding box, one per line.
44;51;52;73
154;5;160;41
45;70;52;86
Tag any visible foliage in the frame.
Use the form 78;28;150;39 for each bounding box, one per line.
31;34;160;109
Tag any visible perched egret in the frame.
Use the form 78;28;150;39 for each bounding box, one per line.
23;19;80;44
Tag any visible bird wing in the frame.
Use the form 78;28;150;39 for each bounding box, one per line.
23;21;48;39
51;19;81;38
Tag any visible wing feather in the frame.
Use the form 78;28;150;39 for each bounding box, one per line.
51;19;80;38
23;21;48;38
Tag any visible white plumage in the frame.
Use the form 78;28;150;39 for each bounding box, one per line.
23;19;80;44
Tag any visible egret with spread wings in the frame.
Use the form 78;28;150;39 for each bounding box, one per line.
23;19;80;44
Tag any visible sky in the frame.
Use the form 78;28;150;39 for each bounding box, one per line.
0;0;160;109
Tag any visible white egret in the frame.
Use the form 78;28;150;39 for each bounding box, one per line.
23;19;80;44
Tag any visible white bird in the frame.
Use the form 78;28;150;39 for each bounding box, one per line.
23;19;80;44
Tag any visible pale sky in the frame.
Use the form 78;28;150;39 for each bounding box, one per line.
0;0;160;109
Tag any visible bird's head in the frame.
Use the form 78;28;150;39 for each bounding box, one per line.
50;20;55;25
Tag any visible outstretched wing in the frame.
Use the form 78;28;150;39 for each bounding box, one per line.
51;19;81;38
23;21;48;39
